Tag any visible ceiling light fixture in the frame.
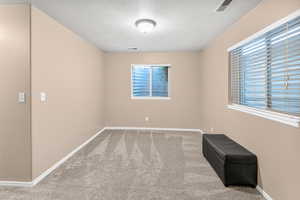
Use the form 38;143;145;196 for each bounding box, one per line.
135;19;156;33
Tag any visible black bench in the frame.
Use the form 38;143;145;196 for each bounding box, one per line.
202;134;257;187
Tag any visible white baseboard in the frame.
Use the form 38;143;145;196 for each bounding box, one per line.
0;126;202;187
107;127;273;200
0;126;273;200
0;127;106;187
256;186;273;200
31;127;106;186
105;126;203;133
0;181;32;187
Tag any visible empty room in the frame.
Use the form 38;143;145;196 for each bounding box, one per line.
0;0;299;199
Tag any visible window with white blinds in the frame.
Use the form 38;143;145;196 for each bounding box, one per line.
131;65;170;98
230;15;300;117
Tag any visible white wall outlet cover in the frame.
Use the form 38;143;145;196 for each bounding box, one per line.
40;92;47;102
18;92;26;103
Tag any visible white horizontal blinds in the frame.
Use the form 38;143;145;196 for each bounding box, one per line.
269;16;300;115
230;51;241;104
132;66;150;97
230;16;300;116
152;66;169;97
132;65;169;97
242;36;268;109
231;36;268;109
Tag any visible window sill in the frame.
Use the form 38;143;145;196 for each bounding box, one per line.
131;97;171;100
227;104;300;128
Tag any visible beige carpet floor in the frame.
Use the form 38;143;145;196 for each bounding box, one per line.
0;129;264;200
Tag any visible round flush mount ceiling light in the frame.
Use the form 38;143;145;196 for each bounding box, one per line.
135;19;157;33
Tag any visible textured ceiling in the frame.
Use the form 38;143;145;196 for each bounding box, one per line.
2;0;262;52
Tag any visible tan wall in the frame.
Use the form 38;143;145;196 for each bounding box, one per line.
0;5;31;181
31;7;105;178
198;0;300;199
104;52;201;129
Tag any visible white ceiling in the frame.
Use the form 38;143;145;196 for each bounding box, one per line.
2;0;262;52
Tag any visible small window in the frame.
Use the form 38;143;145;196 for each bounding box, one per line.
229;15;300;117
131;65;170;99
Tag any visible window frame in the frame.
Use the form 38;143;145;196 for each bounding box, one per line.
227;9;300;127
131;64;171;100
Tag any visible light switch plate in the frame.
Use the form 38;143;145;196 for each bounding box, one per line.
18;92;25;103
40;92;47;102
